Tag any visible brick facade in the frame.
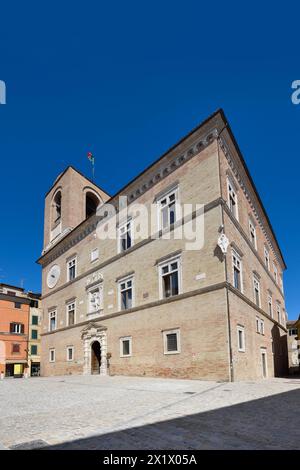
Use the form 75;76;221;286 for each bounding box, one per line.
38;109;288;381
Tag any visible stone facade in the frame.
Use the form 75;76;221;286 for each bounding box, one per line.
38;109;288;381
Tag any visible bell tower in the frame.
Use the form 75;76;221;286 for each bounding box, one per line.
42;166;110;253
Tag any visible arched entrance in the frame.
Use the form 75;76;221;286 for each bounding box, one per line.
91;341;101;374
81;323;107;376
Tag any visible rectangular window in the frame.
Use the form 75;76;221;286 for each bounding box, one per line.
227;179;238;219
49;310;57;332
12;343;20;353
159;257;181;299
289;329;298;336
66;302;76;326
10;323;24;334
268;294;273;318
273;263;278;284
118;221;133;253
256;316;260;333
249;220;257;249
264;247;270;271
237;326;245;352
276;303;281;324
120;336;132;357
49;348;55;362
67;257;77;282
30;300;39;308
32;315;39;325
157;188;178;230
31;329;38;340
163;329;180;354
260;319;265;335
253;275;261;307
119;277;134;310
232;250;242;292
14;302;21;309
31;345;38;355
7;290;16;296
91;248;99;262
66;346;74;361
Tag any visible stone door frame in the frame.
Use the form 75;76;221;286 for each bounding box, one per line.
81;323;107;375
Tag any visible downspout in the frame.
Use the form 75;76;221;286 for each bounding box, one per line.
216;125;234;382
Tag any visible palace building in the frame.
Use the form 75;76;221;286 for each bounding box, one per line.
38;109;288;381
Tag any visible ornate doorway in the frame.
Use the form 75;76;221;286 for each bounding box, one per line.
81;323;107;375
91;341;101;374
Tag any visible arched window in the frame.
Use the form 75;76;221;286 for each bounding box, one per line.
53;191;61;222
51;190;62;227
86;192;100;218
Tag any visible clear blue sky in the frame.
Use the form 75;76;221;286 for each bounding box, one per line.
0;2;299;319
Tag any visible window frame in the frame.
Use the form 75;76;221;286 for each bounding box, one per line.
49;310;57;332
157;187;179;231
158;255;182;300
163;328;181;355
253;275;261;308
249;219;257;250
232;249;243;292
119;336;132;357
67;256;77;282
66;301;76;327
31;315;39;326
237;325;245;352
118;275;134;311
49;348;56;363
12;343;20;354
118;219;134;253
264;246;270;271
276;302;281;324
31;329;38;340
267;294;273;318
227;177;239;220
273;263;278;284
90;248;99;262
31;344;38;355
66;346;74;362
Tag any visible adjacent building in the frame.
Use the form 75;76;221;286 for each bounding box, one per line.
38;109;288;381
0;284;42;377
287;320;299;375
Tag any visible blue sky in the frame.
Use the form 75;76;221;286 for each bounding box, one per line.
0;2;299;319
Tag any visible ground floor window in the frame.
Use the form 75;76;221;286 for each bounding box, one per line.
120;337;132;357
163;329;180;354
237;325;245;352
66;346;74;361
49;348;55;362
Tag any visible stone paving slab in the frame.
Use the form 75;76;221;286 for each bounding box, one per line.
0;375;299;449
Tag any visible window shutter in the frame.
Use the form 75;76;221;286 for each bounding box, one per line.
21;324;24;334
10;323;14;333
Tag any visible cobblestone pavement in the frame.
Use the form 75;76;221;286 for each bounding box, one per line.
0;374;299;449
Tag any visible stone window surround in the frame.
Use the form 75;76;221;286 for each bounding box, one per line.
118;275;135;311
157;254;182;301
49;348;55;362
237;325;245;352
156;183;180;232
162;328;181;355
66;300;76;327
117;218;134;254
231;247;243;294
66;345;74;361
119;336;132;357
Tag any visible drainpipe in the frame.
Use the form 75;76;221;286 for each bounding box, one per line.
216;126;234;382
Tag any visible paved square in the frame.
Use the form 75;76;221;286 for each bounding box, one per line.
0;375;299;449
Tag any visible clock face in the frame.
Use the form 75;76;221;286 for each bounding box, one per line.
47;264;61;289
